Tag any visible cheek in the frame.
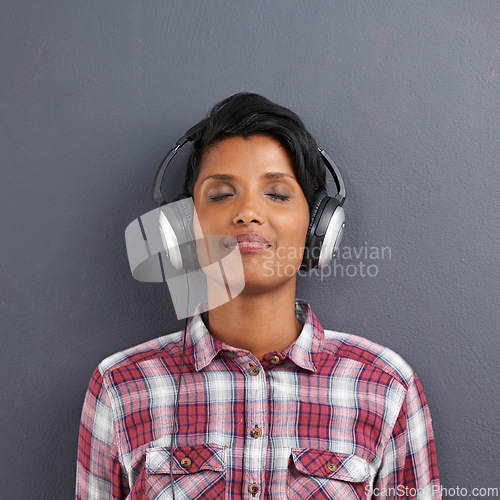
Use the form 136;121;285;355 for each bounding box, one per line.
193;205;219;267
193;197;219;234
193;205;233;268
299;211;311;241
276;210;310;258
290;207;310;239
192;206;204;240
192;208;208;266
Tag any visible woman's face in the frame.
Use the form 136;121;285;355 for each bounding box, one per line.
192;134;310;293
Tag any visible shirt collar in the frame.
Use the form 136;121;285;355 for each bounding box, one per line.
186;299;324;372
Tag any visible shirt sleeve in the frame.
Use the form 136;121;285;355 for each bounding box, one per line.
374;374;441;499
76;367;129;499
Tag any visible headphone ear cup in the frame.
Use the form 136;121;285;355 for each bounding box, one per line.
302;193;346;270
302;191;328;270
159;198;198;271
317;205;345;268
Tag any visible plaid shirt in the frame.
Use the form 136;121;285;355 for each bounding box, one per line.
76;300;440;499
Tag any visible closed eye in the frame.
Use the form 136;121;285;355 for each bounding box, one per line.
207;193;234;202
266;193;289;201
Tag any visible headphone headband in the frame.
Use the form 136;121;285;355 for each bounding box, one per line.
318;149;346;203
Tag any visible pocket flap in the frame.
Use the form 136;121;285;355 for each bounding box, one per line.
146;444;225;475
291;448;369;483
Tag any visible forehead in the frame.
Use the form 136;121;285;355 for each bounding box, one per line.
198;134;296;178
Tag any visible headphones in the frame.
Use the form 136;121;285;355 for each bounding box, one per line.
151;119;346;271
153;119;346;270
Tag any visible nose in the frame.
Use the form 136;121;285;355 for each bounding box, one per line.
232;192;265;226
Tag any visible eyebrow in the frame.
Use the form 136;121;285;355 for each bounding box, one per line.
264;172;295;180
199;171;296;185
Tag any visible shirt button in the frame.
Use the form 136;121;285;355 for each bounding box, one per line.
249;365;260;376
248;483;260;496
270;355;280;365
180;457;192;468
250;425;262;438
326;461;337;472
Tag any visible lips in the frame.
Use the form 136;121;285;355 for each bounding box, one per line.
224;232;272;252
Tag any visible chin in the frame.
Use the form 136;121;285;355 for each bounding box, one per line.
240;269;297;295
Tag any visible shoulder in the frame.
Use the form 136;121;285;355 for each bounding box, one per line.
322;329;415;390
97;330;184;379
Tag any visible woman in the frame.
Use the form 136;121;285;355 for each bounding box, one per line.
76;93;440;499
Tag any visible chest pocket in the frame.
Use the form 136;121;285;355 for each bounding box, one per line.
288;448;370;499
143;444;226;499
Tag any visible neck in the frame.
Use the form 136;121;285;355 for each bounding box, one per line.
205;283;302;361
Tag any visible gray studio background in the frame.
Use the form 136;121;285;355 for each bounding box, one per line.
1;1;499;498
